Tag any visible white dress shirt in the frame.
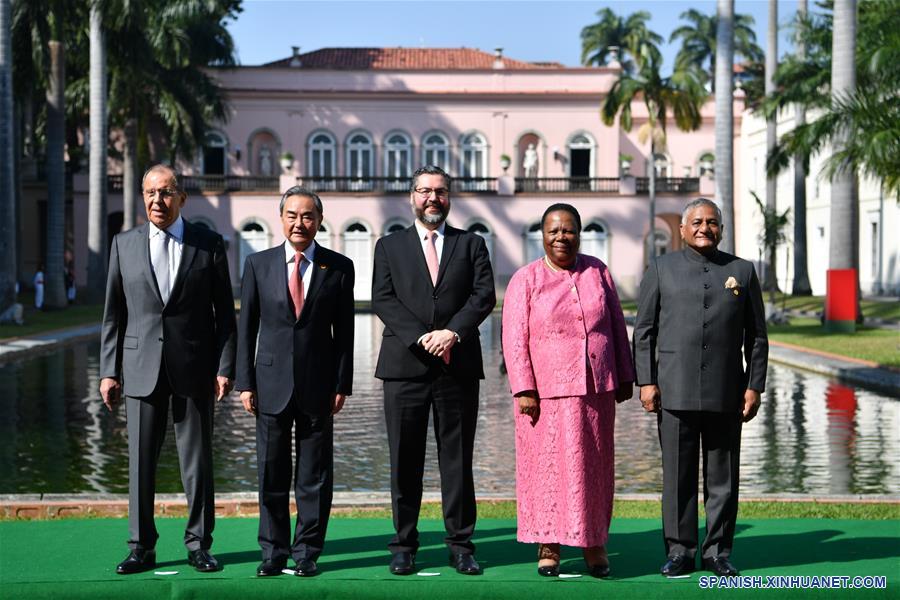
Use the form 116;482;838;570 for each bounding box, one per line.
284;240;316;301
149;216;184;299
414;220;446;263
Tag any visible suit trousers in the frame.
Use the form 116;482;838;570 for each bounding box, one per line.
658;408;742;561
125;365;215;552
383;373;479;555
256;397;334;562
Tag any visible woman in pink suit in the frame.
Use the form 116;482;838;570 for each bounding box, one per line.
502;203;634;578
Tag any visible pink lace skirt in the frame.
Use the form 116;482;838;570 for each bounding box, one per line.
514;391;616;547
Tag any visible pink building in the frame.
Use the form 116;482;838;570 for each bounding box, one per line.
73;47;736;300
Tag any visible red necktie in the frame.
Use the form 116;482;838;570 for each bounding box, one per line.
289;252;306;318
425;231;439;286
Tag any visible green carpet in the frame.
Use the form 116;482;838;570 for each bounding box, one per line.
1;518;897;599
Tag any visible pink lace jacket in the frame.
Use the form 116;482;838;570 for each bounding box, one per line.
502;255;635;399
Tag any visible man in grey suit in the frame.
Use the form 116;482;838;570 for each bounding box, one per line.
633;198;767;578
100;164;237;574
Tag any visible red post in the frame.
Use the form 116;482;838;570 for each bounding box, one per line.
825;269;857;333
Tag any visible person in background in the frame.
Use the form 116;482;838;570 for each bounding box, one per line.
502;202;634;578
33;265;44;309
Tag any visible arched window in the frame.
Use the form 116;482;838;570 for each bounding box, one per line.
422;132;450;172
525;222;543;264
346;132;374;190
698;151;715;178
466;220;494;260
202;130;228;175
191;217;217;232
316;221;332;250
384;132;412;189
651;153;671;178
646;228;672;263
459;132;488;190
342;221;373;300
567;132;595;187
581;221;609;264
308;131;336;180
237;218;270;276
383;218;408;236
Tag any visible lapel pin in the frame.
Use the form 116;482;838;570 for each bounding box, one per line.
319;264;327;270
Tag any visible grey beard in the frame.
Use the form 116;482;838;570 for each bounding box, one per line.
420;211;446;225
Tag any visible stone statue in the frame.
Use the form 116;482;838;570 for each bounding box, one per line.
259;146;273;176
523;143;538;178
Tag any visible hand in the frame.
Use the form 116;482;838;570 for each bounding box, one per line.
639;385;660;413
516;391;540;427
332;393;346;415
240;390;257;416
215;376;233;402
421;329;457;358
100;377;121;411
615;381;634;403
742;389;761;422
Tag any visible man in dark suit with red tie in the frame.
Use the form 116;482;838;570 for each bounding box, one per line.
372;165;496;576
235;186;354;577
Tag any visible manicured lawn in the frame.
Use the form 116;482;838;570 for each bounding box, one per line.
768;317;900;368
0;293;103;340
771;293;900;322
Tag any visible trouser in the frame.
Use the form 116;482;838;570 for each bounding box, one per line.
658;408;742;561
126;369;215;552
256;397;334;562
383;374;479;555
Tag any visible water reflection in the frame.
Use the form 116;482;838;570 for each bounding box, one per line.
0;315;897;495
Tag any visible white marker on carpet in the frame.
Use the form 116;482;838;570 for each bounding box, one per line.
417;572;441;576
153;571;178;576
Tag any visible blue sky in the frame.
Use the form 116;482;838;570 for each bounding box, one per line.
227;0;806;70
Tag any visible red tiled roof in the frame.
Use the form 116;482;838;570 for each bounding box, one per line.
261;47;563;70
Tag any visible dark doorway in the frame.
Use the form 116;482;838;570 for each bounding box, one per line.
203;147;225;175
570;148;591;190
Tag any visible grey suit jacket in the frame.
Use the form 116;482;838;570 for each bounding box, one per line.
100;221;237;399
633;247;768;413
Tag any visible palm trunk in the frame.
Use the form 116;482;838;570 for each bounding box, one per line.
121;116;137;231
764;0;779;291
649;140;657;260
829;0;857;273
791;0;812;295
0;0;15;312
86;2;107;302
44;34;67;309
715;0;735;253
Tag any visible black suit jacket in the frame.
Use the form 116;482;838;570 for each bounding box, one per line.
100;221;237;399
372;225;495;380
235;243;354;416
633;247;768;413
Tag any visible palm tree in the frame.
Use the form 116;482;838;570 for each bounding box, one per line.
791;0;812;296
670;7;764;92
85;0;106;303
0;0;15;314
828;0;857;289
43;0;66;309
601;42;708;259
581;8;663;73
715;0;736;254
764;0;779;291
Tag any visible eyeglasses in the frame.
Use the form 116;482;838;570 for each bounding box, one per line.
143;188;178;199
414;187;449;198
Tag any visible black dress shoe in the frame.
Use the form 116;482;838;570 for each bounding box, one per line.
661;554;694;577
187;549;221;572
449;552;481;575
294;558;319;577
587;563;611;578
537;564;559;577
116;549;156;575
256;558;287;577
703;557;739;576
389;551;416;575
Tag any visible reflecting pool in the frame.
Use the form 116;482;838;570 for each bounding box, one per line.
0;315;897;495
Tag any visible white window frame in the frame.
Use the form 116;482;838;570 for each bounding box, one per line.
308;131;336;181
459;132;488;191
422;131;451;172
384;131;412;191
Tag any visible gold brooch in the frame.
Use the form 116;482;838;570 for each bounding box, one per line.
725;276;740;296
319;264;327;270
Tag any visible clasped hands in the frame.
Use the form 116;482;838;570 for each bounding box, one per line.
420;329;457;360
100;375;233;412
